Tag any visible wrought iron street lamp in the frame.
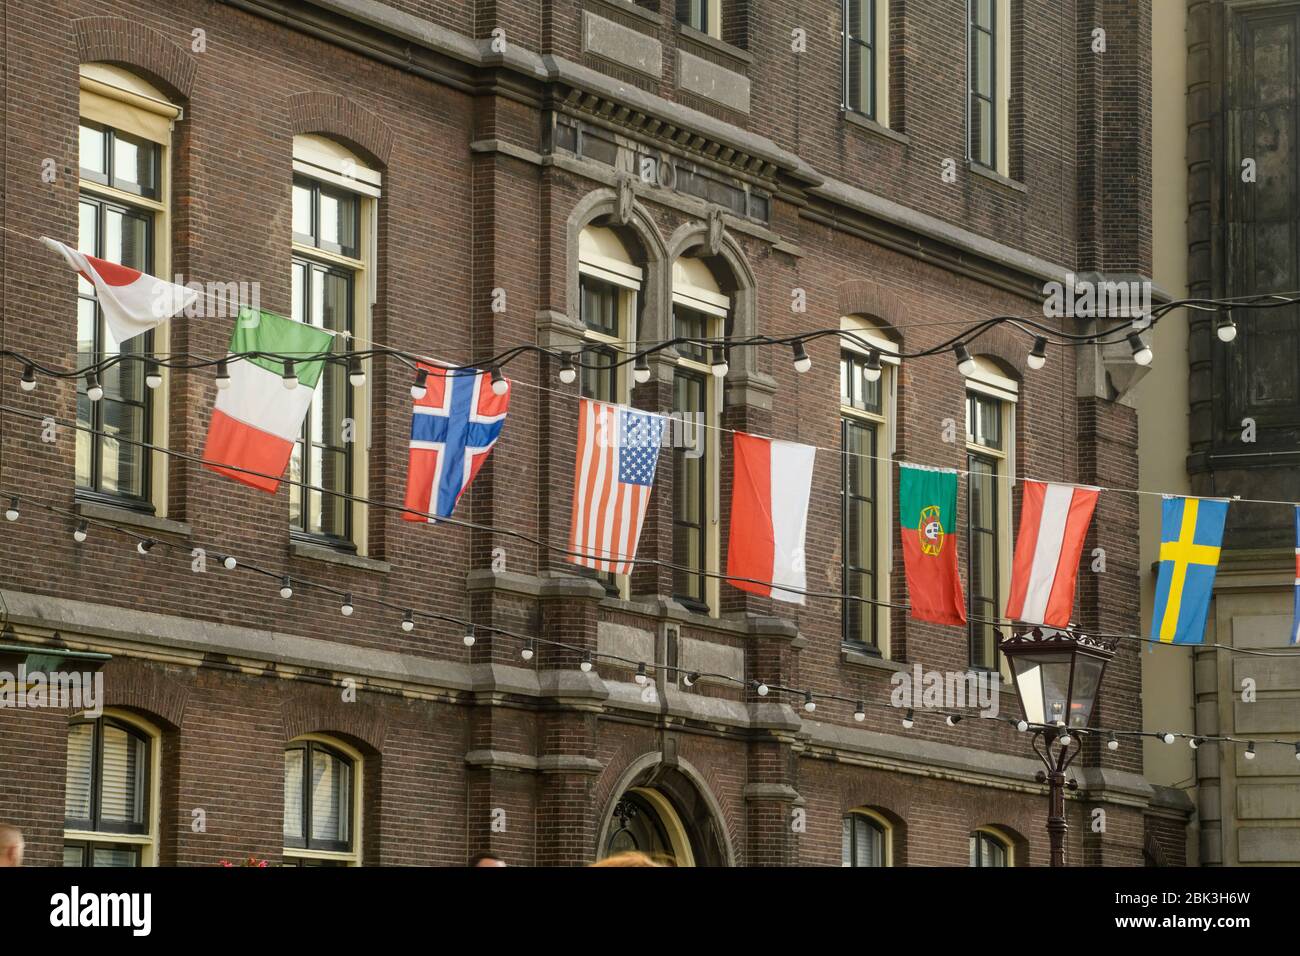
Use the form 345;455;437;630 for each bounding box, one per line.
999;626;1117;866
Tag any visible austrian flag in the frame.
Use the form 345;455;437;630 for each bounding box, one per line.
726;433;816;603
42;236;196;343
1005;481;1099;628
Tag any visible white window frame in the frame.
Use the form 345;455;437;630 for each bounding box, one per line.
78;65;180;517
290;135;379;554
283;733;364;867
63;708;162;867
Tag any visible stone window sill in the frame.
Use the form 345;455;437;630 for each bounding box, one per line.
841;646;908;673
290;539;391;573
968;161;1027;193
675;23;752;68
75;499;191;539
842;109;909;147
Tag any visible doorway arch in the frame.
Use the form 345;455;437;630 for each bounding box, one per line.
596;754;733;867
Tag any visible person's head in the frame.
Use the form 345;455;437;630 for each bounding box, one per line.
0;825;24;868
469;852;507;867
589;851;663;867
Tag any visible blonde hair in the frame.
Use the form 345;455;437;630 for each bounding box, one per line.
590;851;665;867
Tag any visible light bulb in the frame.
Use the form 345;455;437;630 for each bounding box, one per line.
73;520;88;543
1027;336;1048;370
863;349;882;383
281;359;298;389
635;662;648;685
279;576;293;599
1162;732;1175;745
954;343;976;377
1107;733;1119;751
490;367;508;396
464;629;476;647
401;611;415;633
1189;736;1201;750
222;555;237;570
215;359;231;390
1216;316;1238;343
946;714;962;727
410;368;429;400
20;365;36;391
1128;332;1153;366
710;346;728;378
902;709;915;729
137;539;155;555
853;702;866;722
1059;731;1073;747
683;672;699;688
791;340;811;374
580;653;593;673
1017;719;1029;733
558;354;576;385
1294;743;1300;762
86;372;103;402
521;640;534;662
1245;741;1256;760
145;359;162;390
4;496;18;521
340;594;354;617
803;692;816;713
756;682;769;697
348;356;366;388
633;353;651;384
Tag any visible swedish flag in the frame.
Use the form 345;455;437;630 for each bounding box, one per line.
1151;496;1229;644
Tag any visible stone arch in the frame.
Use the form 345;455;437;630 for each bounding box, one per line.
560;186;668;343
666;220;760;383
286;91;393;169
972;821;1031;867
840;801;908;866
595;751;736;867
73;17;196;101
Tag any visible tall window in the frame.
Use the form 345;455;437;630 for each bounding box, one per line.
283;737;362;866
288;136;379;550
671;257;728;615
844;0;888;122
64;713;158;867
970;829;1010;867
840;318;896;654
842;810;890;867
965;359;1017;671
577;225;643;594
76;66;177;509
968;0;1011;173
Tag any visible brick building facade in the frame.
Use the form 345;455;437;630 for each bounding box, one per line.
0;0;1180;866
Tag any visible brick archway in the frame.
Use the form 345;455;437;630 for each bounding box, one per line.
73;17;196;101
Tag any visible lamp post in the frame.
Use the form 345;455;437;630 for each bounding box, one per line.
999;626;1117;866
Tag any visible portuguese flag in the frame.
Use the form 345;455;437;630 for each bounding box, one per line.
203;308;335;493
899;464;967;625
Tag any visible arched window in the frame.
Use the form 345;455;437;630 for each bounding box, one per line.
76;64;180;512
671;256;729;615
289;135;380;552
964;357;1018;672
841;809;892;866
63;711;160;866
283;735;362;866
840;316;899;655
970;827;1012;867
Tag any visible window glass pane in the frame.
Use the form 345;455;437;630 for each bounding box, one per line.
673;371;707;603
65;723;95;824
99;723;147;830
580;277;620;337
581;346;617;403
967;394;1002;448
98;401;146;499
79;124;107;179
105;206;150;273
63;844;86;867
318;187;358;257
284;749;305;842
673;307;710;362
77;202;98;295
974;0;995;30
974;28;994;97
111;131;158;198
310;748;350;846
841;817;853;866
292;182;314;242
847;0;869;39
92;845;140;867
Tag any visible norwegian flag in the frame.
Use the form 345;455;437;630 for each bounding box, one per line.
402;364;509;522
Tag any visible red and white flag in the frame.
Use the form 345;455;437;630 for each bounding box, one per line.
726;432;816;604
568;399;666;575
42;236;197;343
1005;480;1100;627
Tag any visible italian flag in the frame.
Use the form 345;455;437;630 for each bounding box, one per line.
42;236;197;343
203;308;334;493
899;464;967;625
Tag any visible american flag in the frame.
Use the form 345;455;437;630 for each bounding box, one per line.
568;398;666;574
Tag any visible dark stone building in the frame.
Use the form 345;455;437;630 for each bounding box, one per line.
0;0;1176;866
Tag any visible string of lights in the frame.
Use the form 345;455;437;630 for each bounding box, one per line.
6;400;1300;659
3;483;1297;760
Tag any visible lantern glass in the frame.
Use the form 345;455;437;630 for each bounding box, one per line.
1010;653;1073;727
1068;656;1105;728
